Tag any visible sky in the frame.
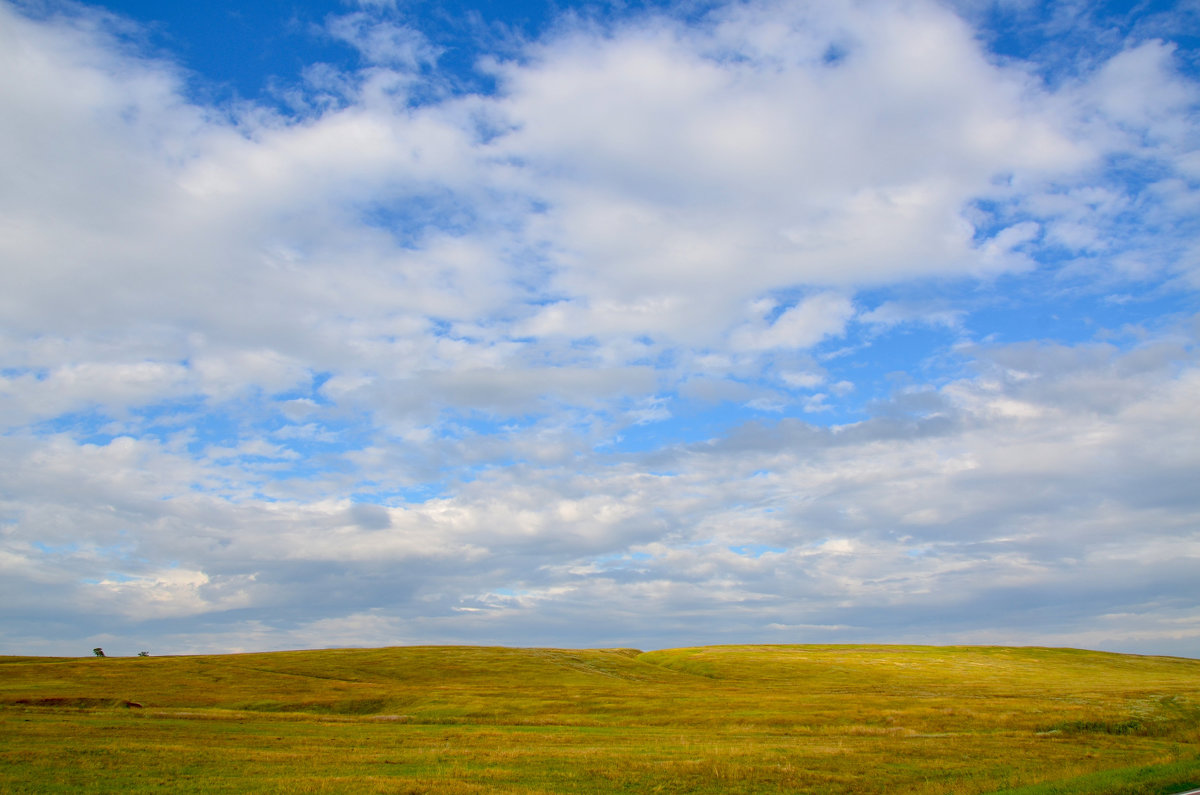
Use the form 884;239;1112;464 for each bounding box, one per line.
1;0;1198;658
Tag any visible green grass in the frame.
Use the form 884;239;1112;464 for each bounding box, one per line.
1;644;1198;793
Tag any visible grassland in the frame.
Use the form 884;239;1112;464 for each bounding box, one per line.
1;644;1198;793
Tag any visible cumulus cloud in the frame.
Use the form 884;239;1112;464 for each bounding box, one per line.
730;294;856;351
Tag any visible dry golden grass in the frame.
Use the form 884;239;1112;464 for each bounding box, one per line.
1;644;1198;793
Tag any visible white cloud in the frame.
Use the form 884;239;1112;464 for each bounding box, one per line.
326;14;440;69
5;330;1196;651
488;0;1094;338
1087;40;1196;131
1;0;1189;395
780;371;826;389
731;293;856;352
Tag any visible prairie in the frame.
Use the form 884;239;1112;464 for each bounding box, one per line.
1;644;1198;793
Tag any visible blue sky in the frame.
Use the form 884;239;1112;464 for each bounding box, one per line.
1;0;1198;657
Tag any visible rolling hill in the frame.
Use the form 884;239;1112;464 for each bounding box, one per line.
2;644;1198;793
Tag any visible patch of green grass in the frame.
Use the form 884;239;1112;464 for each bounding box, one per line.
993;755;1200;794
2;645;1198;793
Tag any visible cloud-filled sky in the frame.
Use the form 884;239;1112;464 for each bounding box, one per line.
1;0;1198;657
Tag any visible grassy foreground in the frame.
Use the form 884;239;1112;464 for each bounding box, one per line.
1;644;1198;793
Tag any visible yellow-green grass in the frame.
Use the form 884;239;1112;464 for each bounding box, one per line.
2;645;1198;793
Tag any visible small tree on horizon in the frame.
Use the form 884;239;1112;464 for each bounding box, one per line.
137;651;150;657
92;647;105;657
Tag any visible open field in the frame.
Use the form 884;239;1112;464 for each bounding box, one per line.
2;644;1198;793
